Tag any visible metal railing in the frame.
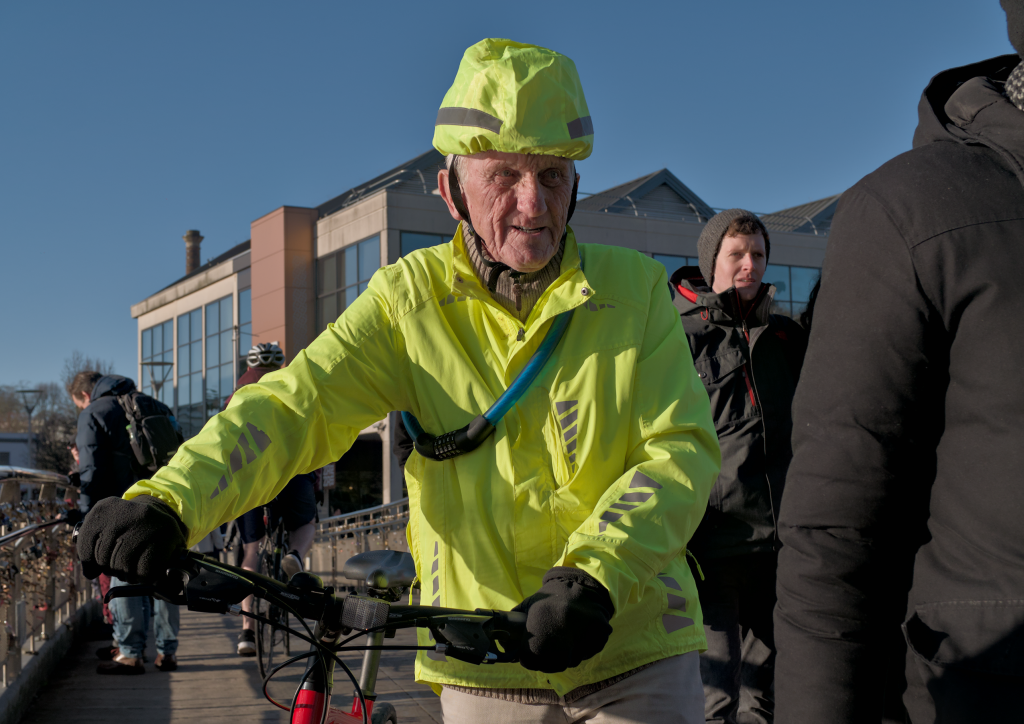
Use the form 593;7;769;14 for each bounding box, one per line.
310;498;411;591
0;469;87;689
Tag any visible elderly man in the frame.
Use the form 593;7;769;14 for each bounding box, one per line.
76;39;719;722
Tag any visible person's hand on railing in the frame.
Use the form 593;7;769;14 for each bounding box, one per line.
76;496;188;582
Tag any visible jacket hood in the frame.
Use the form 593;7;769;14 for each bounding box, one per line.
91;374;136;400
913;54;1024;188
669;265;774;327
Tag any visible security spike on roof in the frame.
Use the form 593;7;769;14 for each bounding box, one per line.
576;168;715;223
761;194;841;235
317;149;447;217
154;239;251;295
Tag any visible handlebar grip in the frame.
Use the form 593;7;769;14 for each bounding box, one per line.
341;595;390;631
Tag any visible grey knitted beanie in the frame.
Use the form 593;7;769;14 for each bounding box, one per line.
697;208;770;287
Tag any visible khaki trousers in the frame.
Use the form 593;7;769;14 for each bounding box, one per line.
440;652;704;723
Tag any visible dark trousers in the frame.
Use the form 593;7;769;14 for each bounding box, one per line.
696;552;777;724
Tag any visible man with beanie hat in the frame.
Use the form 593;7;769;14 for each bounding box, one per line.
669;210;807;724
775;3;1024;722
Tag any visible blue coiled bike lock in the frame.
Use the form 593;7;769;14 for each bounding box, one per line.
401;309;574;461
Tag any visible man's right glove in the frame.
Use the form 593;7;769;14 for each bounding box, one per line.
76;495;188;582
512;566;614;673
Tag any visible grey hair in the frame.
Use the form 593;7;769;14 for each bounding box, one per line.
445;153;463;176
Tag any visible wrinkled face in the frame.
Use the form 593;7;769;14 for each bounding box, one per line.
438;151;578;272
712;232;767;301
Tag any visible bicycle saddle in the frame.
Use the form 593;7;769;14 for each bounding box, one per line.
342;550;417;588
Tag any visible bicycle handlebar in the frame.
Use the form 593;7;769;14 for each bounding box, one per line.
102;550;527;666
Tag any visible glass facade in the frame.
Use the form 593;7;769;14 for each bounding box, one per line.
176;308;204;438
316;235;380;331
205;295;235;418
400;231;447;257
238;288;252;378
140;320;174;408
764;264;819;318
653;254;699;278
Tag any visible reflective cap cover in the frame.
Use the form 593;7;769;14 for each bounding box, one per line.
433;38;594;160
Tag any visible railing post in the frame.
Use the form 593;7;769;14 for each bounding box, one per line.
42;566;55;640
8;575;24;680
331;535;337;589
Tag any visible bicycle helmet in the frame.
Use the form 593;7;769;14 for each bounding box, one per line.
247;342;284;369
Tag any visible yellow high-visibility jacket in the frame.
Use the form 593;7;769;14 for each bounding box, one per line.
125;225;720;695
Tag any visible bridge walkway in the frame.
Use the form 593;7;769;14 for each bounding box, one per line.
20;608;441;724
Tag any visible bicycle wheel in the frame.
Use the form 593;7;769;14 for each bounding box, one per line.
254;545;291;679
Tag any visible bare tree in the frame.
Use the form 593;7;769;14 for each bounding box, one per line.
61;350;115;395
0;351;118;472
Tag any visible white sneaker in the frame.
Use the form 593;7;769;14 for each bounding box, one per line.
281;550;303;581
237;629;256;656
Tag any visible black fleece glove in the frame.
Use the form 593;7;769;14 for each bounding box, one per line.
512;566;614;673
76;495;188;582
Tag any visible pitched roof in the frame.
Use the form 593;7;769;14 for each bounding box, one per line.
761;194;840;235
154;239;251;295
576;169;715;223
317;149;447;217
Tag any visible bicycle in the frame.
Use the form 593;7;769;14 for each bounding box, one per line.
101;545;525;724
254;504;293;679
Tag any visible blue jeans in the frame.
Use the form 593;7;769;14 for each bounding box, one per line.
109;576;180;658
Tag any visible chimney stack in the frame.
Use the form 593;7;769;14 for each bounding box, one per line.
183;230;203;274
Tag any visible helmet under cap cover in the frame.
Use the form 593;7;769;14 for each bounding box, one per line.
433;38;594;160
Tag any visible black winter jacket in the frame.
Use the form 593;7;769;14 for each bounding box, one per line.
775;55;1024;724
671;267;807;559
76;375;139;506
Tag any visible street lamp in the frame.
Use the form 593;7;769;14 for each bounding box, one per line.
140;361;174;404
15;388;44;469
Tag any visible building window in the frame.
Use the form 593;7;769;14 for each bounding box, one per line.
205;295;235;419
141;320;174;408
652;254;699;279
238;288;252;378
317;235;380;331
400;231;447;257
176;308;204;438
764;264;820;318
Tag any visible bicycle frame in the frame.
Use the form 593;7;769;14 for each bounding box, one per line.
291;621;378;724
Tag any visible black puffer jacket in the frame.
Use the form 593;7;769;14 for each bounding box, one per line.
76;375;139;506
775;55;1024;723
671;266;807;559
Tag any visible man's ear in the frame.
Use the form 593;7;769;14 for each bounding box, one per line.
437;169;463;222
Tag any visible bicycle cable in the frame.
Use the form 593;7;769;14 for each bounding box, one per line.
257;589;368;724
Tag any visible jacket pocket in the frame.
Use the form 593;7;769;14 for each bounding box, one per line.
902;601;1024;676
693;349;749;426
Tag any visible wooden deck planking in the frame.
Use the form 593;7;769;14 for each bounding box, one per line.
19;608;440;724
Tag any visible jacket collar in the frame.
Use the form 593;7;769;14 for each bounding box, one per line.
669;265;774;328
449;223;594;328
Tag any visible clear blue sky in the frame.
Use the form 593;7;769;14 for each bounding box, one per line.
0;1;1013;387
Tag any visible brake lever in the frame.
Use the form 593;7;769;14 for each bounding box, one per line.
104;584;156;603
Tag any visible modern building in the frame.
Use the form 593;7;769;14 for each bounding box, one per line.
0;433;34;468
131;149;834;515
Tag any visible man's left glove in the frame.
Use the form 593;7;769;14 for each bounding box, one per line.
513;566;614;674
76;495;188;582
